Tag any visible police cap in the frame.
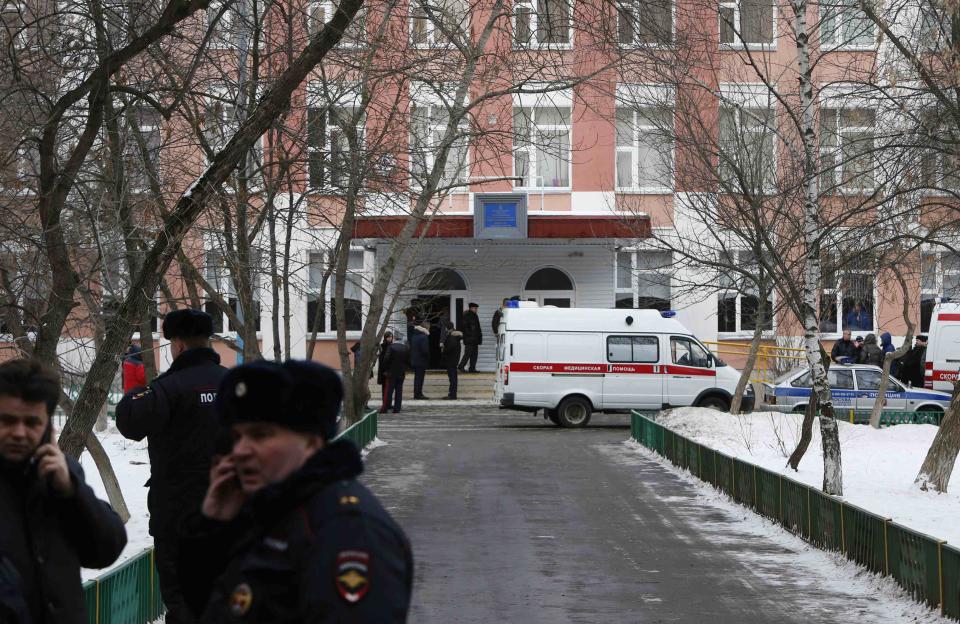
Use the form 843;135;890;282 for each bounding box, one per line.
216;360;343;440
162;309;215;340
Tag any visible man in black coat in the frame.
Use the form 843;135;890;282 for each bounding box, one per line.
0;359;126;624
458;302;482;373
830;330;857;363
491;298;509;335
376;331;394;405
441;321;463;400
177;360;413;622
411;321;431;400
896;335;928;387
380;339;411;414
116;308;228;624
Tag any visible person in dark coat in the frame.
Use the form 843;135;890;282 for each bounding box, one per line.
381;339;410;414
116;309;228;624
441;321;463;400
880;331;899;377
831;330;857;363
0;359;126;624
122;344;147;393
411;321;431;400
858;333;884;366
177;360;413;623
376;331;394;403
896;335;928;387
845;302;870;331
458;302;482;373
491;299;509;336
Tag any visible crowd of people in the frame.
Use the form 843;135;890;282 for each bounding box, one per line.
0;308;413;624
830;329;929;387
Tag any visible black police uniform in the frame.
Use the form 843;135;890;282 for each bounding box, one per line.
115;346;227;623
178;439;413;622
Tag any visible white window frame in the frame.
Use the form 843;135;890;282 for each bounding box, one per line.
921;250;960;332
819;0;875;50
717;104;777;192
819;259;876;337
306;248;372;337
614;98;674;193
1;2;33;49
614;249;672;310
306;83;365;192
307;0;366;46
204;247;264;337
409;0;467;47
716;249;775;337
718;0;775;48
205;0;235;49
125;106;162;194
512;0;572;48
409;102;470;191
616;0;673;47
512;90;573;190
819;105;875;194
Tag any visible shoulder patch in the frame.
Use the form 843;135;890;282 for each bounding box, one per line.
229;582;254;616
335;550;370;603
132;388;152;400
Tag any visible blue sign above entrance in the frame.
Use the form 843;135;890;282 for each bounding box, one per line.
474;194;527;239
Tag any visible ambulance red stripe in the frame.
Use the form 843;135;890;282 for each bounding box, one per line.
508;362;716;376
937;313;960;321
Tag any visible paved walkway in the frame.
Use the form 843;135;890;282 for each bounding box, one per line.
361;406;937;623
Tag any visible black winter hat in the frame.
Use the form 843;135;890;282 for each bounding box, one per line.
215;360;343;440
162;309;215;340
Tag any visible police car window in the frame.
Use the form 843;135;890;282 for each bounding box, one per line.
855;369;883;391
791;371;812;387
671;337;709;367
829;369;854;389
607;336;658;363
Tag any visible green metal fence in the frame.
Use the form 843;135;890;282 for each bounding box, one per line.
630;410;960;621
83;409;380;623
835;409;944;426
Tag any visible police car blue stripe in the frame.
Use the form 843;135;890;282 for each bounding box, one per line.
774;387;948;401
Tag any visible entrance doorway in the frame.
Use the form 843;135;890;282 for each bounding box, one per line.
523;267;575;308
412;268;469;368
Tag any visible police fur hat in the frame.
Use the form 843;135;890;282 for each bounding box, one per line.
216;360;343;440
162;309;215;340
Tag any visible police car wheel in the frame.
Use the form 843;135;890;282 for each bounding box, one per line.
557;396;592;428
545;409;561;426
698;395;730;412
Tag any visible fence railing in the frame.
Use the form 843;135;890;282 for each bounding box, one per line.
631;410;959;620
83;409;380;624
702;341;807;383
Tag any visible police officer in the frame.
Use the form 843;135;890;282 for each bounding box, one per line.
116;309;228;624
177;360;413;622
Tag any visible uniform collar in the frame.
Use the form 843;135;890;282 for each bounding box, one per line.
168;347;221;373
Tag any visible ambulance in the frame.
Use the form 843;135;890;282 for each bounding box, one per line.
926;300;960;391
494;304;752;427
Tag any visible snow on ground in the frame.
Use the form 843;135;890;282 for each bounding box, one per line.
654;407;960;545
617;440;952;624
70;425;153;581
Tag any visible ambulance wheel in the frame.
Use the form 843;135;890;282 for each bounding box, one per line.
698;395;730;412
556;396;592;428
545;409;561;426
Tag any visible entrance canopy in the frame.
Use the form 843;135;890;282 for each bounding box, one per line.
352;215;650;239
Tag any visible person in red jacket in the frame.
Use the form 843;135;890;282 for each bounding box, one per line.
122;344;146;393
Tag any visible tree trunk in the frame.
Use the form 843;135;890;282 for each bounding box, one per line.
730;297;765;414
85;434;130;523
788;390;818;470
915;383;960;492
869;270;914;427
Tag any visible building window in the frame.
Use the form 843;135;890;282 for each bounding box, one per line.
719;0;773;45
204;250;262;334
513;106;570;188
124;106;162;193
411;0;467;46
820;0;874;48
615;251;672;310
718;105;775;191
819;259;874;334
307;105;364;190
0;139;39;193
410;104;469;189
921;251;960;332
819;107;874;193
204;88;237;154
615;105;673;191
513;0;570;47
307;0;366;45
919;115;960;191
617;0;672;45
717;250;773;334
306;250;366;333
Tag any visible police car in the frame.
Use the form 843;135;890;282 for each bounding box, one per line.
761;363;951;414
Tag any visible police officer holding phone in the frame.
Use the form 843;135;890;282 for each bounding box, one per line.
0;359;126;624
116;309;227;624
177;360;413;622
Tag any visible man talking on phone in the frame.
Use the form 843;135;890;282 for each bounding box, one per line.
116;308;227;624
178;360;413;622
0;359;126;624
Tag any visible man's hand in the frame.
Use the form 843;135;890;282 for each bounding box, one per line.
34;444;74;498
202;456;246;521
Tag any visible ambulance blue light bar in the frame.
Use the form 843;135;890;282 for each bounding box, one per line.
506;300;521;308
660;310;677;318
